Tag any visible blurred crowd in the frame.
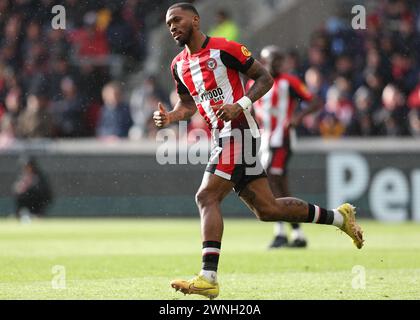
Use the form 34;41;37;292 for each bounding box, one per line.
1;0;420;147
292;0;420;138
0;0;180;148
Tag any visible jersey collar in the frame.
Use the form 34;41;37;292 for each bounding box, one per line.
185;35;210;58
201;35;210;49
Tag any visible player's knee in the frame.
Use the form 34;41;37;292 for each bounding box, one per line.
195;189;219;208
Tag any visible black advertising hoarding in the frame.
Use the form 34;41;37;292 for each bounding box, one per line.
0;139;419;221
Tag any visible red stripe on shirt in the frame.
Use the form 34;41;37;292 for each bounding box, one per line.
181;59;197;96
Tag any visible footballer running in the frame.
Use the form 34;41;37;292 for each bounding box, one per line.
153;2;364;300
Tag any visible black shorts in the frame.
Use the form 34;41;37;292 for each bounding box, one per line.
205;131;267;194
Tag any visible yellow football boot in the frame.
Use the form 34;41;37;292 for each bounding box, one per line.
171;275;219;299
337;203;364;249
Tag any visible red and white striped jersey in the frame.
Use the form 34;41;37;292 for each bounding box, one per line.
251;73;313;148
171;36;260;140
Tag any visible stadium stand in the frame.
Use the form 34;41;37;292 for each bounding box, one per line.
0;0;419;150
0;0;192;146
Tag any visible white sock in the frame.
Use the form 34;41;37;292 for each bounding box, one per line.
291;228;305;241
332;209;344;228
200;270;217;283
274;222;286;237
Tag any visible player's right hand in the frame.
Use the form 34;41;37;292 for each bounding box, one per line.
153;102;170;128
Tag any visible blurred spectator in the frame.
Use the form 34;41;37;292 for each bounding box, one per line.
0;86;21;125
208;9;240;41
78;64;111;107
62;0;88;30
378;32;396;62
12;156;53;222
302;46;331;77
407;76;420;137
318;112;345;138
129;75;166;139
48;56;79;101
283;49;302;77
96;81;133;139
384;0;410;33
323;84;354;127
122;0;148;61
310;30;330;53
346;86;377;136
334;76;353;101
0;87;21;148
374;84;409;136
360;48;391;87
0;65;19;102
30;0;55;27
21;20;43;59
318;83;353;139
334;54;355;83
46;29;72;61
305;67;329;102
390;51;418;94
408;79;420;109
296;67;328;136
51;77;86;137
325;16;358;57
106;9;138;59
0;0;10;31
394;15;420;61
408;108;420;137
362;70;385;111
0;13;22;71
16;92;53;138
68;11;110;60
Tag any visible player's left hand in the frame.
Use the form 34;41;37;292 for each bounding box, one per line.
215;103;242;121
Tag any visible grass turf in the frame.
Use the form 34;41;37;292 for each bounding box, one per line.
0;218;419;300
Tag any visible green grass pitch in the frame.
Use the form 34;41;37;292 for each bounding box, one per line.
0;218;419;300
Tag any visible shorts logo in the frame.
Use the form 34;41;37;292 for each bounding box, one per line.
206;58;217;70
241;46;252;57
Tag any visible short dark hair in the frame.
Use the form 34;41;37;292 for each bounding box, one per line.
168;2;199;17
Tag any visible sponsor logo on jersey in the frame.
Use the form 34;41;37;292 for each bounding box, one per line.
199;87;225;103
206;58;217;70
241;46;252;57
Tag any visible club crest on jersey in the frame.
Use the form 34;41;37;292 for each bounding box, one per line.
206;58;217;70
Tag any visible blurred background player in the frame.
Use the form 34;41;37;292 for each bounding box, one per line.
252;45;321;248
12;156;53;223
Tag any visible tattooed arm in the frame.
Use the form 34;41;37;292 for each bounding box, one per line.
244;59;274;102
215;60;273;121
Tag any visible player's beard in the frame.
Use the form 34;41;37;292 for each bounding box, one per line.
175;24;193;47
